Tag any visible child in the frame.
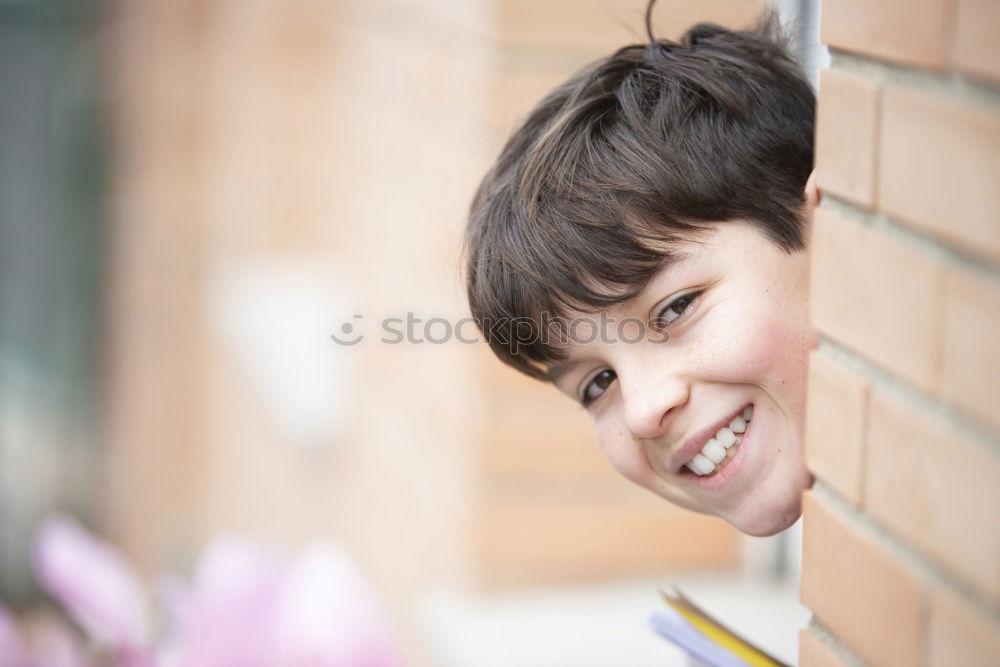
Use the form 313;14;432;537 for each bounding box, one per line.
463;3;820;537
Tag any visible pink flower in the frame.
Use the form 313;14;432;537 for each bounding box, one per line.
26;515;406;667
158;537;285;667
0;603;88;667
273;544;405;667
0;603;29;666
161;539;406;667
31;515;152;666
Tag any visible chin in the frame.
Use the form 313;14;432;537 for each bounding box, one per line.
728;469;814;537
736;506;802;537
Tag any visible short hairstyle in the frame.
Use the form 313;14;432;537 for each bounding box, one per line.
464;8;815;381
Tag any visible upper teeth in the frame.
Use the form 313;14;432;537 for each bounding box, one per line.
685;405;753;476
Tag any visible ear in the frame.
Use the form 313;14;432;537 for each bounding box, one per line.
803;169;821;211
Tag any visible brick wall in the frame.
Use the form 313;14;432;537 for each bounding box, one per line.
801;0;1000;665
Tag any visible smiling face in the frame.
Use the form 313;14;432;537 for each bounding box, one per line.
548;220;818;536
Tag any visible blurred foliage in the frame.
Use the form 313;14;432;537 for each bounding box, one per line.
0;0;105;603
0;0;101;23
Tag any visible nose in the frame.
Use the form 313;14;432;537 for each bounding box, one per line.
618;360;689;440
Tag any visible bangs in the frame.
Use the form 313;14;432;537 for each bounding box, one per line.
466;159;712;380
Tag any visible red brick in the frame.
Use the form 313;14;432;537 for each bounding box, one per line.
810;208;946;393
647;0;763;39
804;352;869;505
879;85;1000;262
866;391;1000;601
801;491;925;667
474;495;739;588
821;0;956;69
799;628;849;667
928;585;1000;666
815;69;881;207
942;267;1000;434
480;419;613;483
953;0;1000;84
495;0;762;51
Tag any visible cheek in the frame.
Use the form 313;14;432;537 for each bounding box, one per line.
703;297;816;393
761;304;817;394
753;314;812;377
595;418;653;486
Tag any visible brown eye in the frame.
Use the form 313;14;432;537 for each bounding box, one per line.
653;291;702;329
581;369;616;406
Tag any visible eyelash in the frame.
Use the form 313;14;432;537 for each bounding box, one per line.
651;289;703;330
577;290;704;408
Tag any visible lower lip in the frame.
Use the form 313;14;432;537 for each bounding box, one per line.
677;405;755;492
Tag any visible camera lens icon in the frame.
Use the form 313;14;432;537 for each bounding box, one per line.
330;315;364;346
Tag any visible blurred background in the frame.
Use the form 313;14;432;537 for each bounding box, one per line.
0;1;823;665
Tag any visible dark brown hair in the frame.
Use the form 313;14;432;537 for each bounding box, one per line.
464;7;815;381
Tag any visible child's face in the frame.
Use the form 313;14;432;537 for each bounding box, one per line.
548;220;818;536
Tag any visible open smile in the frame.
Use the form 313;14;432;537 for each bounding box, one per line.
674;404;754;490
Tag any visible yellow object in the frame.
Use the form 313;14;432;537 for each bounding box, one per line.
660;589;787;667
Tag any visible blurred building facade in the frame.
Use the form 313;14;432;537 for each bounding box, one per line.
0;0;839;664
